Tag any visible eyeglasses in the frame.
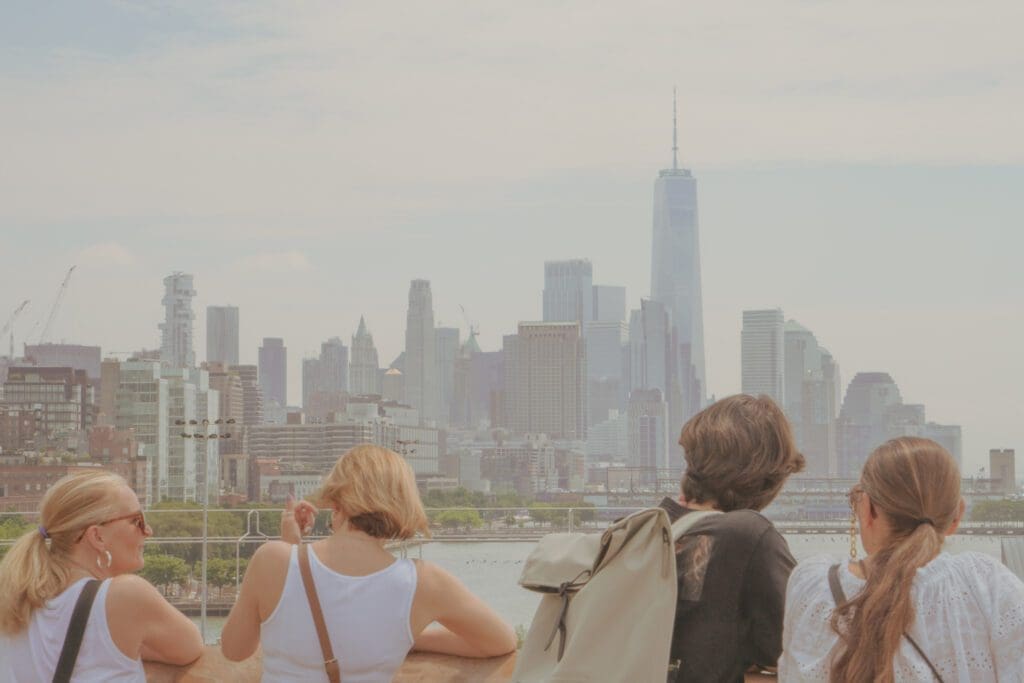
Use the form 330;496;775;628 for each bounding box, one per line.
76;511;147;542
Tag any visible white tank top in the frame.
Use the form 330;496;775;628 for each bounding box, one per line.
260;544;417;683
3;577;146;682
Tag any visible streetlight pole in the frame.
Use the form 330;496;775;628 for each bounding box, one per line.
177;417;234;642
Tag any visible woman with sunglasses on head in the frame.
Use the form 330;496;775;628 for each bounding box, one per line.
221;444;515;682
779;437;1024;682
0;470;203;682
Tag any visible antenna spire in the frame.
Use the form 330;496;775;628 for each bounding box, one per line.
672;87;679;171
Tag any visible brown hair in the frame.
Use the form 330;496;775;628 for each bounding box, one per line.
679;394;804;511
829;437;961;683
0;470;127;634
314;444;430;540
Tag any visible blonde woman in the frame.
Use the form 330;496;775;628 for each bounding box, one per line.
0;471;203;682
780;438;1024;681
221;444;515;681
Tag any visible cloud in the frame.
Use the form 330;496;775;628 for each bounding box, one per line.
232;250;312;273
75;242;136;266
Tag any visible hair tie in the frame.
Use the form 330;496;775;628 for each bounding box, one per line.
38;525;50;540
916;518;935;528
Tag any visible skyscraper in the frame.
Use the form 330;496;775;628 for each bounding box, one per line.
741;309;785;404
504;322;586;440
301;337;349;411
650;93;706;425
543;260;593;323
435;326;460;426
349;316;380;396
206;305;239;366
783;320;840;476
258;337;287;409
404;280;439;422
627;388;670;483
592;285;627;323
159;272;196;368
837;372;903;476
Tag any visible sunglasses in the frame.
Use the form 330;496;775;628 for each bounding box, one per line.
76;511;147;542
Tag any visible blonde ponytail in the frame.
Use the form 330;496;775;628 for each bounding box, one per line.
0;470;126;634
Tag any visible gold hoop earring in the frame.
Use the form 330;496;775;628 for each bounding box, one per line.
97;550;113;569
848;512;858;560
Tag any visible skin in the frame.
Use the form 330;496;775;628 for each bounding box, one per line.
66;485;204;665
221;496;516;663
849;492;966;579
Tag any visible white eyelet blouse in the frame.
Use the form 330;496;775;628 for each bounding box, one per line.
779;552;1024;682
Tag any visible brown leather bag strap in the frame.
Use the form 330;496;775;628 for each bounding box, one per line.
53;579;101;683
298;544;341;683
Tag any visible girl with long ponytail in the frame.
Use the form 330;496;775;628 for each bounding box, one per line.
779;438;1024;681
0;470;203;681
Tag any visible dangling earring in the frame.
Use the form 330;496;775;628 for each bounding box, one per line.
848;512;858;560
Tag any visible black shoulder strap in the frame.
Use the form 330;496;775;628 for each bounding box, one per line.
827;563;846;605
53;579;102;683
827;564;944;683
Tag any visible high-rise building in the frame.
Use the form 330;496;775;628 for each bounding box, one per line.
592;285;627;324
783;320;840;476
741;309;785;405
629;300;674;401
23;344;102;383
404;280;439;422
990;449;1016;495
159;272;196;368
435;326;460;426
349;316;380;396
258;337;287;410
206;305;239;366
585;320;628;426
650;94;706;425
837;372;903;477
161;366;219;503
1;366;95;443
230;364;263;426
504;322;586;440
112;360;168;504
627;388;670;484
543;260;593;323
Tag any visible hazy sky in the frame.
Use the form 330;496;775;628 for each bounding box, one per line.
1;1;1021;474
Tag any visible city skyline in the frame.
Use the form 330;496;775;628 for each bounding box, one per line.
2;2;1021;476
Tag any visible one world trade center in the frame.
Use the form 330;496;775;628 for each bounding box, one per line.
650;93;707;430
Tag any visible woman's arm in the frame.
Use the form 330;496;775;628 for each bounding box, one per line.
220;540;291;661
410;560;516;658
107;574;204;666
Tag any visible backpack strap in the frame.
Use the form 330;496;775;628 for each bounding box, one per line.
827;564;944;683
52;579;101;683
298;544;341;683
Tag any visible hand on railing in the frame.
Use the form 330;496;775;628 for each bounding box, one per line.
281;495;318;545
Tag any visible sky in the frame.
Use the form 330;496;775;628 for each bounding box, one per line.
1;1;1021;475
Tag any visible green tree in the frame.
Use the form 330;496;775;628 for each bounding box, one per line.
0;515;32;561
435;509;483;532
971;499;1024;522
200;557;248;596
139;552;188;594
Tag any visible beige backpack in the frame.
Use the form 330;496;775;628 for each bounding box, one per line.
513;507;720;682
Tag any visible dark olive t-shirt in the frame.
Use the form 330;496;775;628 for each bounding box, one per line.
660;498;795;683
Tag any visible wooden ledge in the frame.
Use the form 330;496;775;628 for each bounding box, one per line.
143;646;516;682
143;646;774;681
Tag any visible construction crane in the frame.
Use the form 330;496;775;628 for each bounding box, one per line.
39;266;76;344
1;299;30;359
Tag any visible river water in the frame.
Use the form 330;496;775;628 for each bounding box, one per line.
190;534;1004;643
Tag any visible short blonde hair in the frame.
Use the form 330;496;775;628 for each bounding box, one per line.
315;444;430;540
